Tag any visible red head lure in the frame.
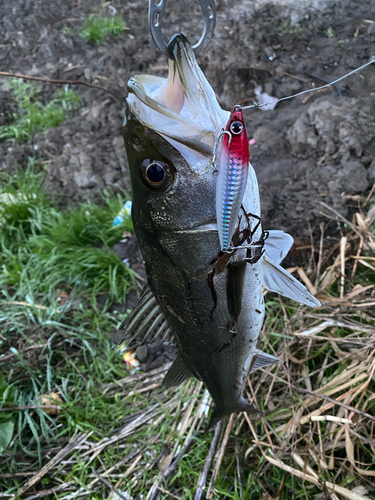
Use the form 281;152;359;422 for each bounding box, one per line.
215;106;249;251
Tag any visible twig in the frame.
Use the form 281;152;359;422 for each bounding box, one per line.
307;74;342;95
0;405;60;412
0;71;123;104
194;421;222;500
351;236;364;279
273;70;310;83
295;387;375;422
364;181;375;206
157;486;181;499
310;415;352;424
163;436;197;480
235;438;243;500
0;300;60;312
92;469;129;500
315;222;325;290
0;343;53;363
319;201;375;254
23;483;73;500
81;404;160;461
264;451;370;500
206;414;235;499
146;436;197;500
340;236;347;298
17;432;90;496
103;363;172;391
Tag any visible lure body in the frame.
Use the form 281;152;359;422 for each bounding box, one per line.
216;107;249;251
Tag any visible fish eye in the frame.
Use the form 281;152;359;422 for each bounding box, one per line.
230;121;243;135
141;159;174;191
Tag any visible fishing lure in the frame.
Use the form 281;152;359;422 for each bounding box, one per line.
215;106;249;252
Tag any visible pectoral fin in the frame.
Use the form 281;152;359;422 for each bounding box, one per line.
117;285;173;345
162;354;193;388
260;258;321;307
250;349;280;372
264;230;293;264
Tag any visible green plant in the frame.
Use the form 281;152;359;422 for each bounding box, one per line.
0;79;81;142
79;16;127;44
0;377;16;454
0;166;134;301
327;27;335;38
1;170;374;498
282;19;302;34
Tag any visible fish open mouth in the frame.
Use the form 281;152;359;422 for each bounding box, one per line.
126;34;229;170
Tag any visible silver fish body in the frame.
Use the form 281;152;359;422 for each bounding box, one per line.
123;105;260;422
121;35;320;425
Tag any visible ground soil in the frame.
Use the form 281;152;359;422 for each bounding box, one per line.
1;0;375;252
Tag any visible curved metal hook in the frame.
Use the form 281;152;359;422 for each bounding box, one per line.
212;130;231;173
148;0;216;60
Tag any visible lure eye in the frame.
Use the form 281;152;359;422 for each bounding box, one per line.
230;121;243;135
141;159;174;191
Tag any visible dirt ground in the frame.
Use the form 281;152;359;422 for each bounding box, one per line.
1;0;375;241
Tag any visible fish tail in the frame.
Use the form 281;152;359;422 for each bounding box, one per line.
207;397;262;430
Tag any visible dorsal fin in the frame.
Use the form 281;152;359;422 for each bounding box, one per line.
162;354;193;388
117;285;173;346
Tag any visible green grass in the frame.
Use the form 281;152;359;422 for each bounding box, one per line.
0;166;137;495
0;167;374;499
0;79;81;142
79;16;127;44
0;166;134;302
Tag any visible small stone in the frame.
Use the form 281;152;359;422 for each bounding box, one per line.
84;68;92;81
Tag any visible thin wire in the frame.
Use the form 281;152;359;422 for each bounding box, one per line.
241;56;375;111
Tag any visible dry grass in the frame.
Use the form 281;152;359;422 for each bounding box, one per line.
1;186;375;499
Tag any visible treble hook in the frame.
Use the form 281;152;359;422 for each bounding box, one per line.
148;0;216;60
211;130;231;173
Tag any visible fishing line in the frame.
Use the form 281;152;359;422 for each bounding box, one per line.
241;56;375;111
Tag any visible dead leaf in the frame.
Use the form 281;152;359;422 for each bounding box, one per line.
40;392;62;414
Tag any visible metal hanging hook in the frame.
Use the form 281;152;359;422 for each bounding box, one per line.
148;0;216;60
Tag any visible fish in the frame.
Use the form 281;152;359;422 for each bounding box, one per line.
215;106;249;251
120;33;320;427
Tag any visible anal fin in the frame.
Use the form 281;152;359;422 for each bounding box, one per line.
250;349;280;373
162;354;193;388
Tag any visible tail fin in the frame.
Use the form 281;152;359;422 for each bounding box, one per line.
207;397;262;430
